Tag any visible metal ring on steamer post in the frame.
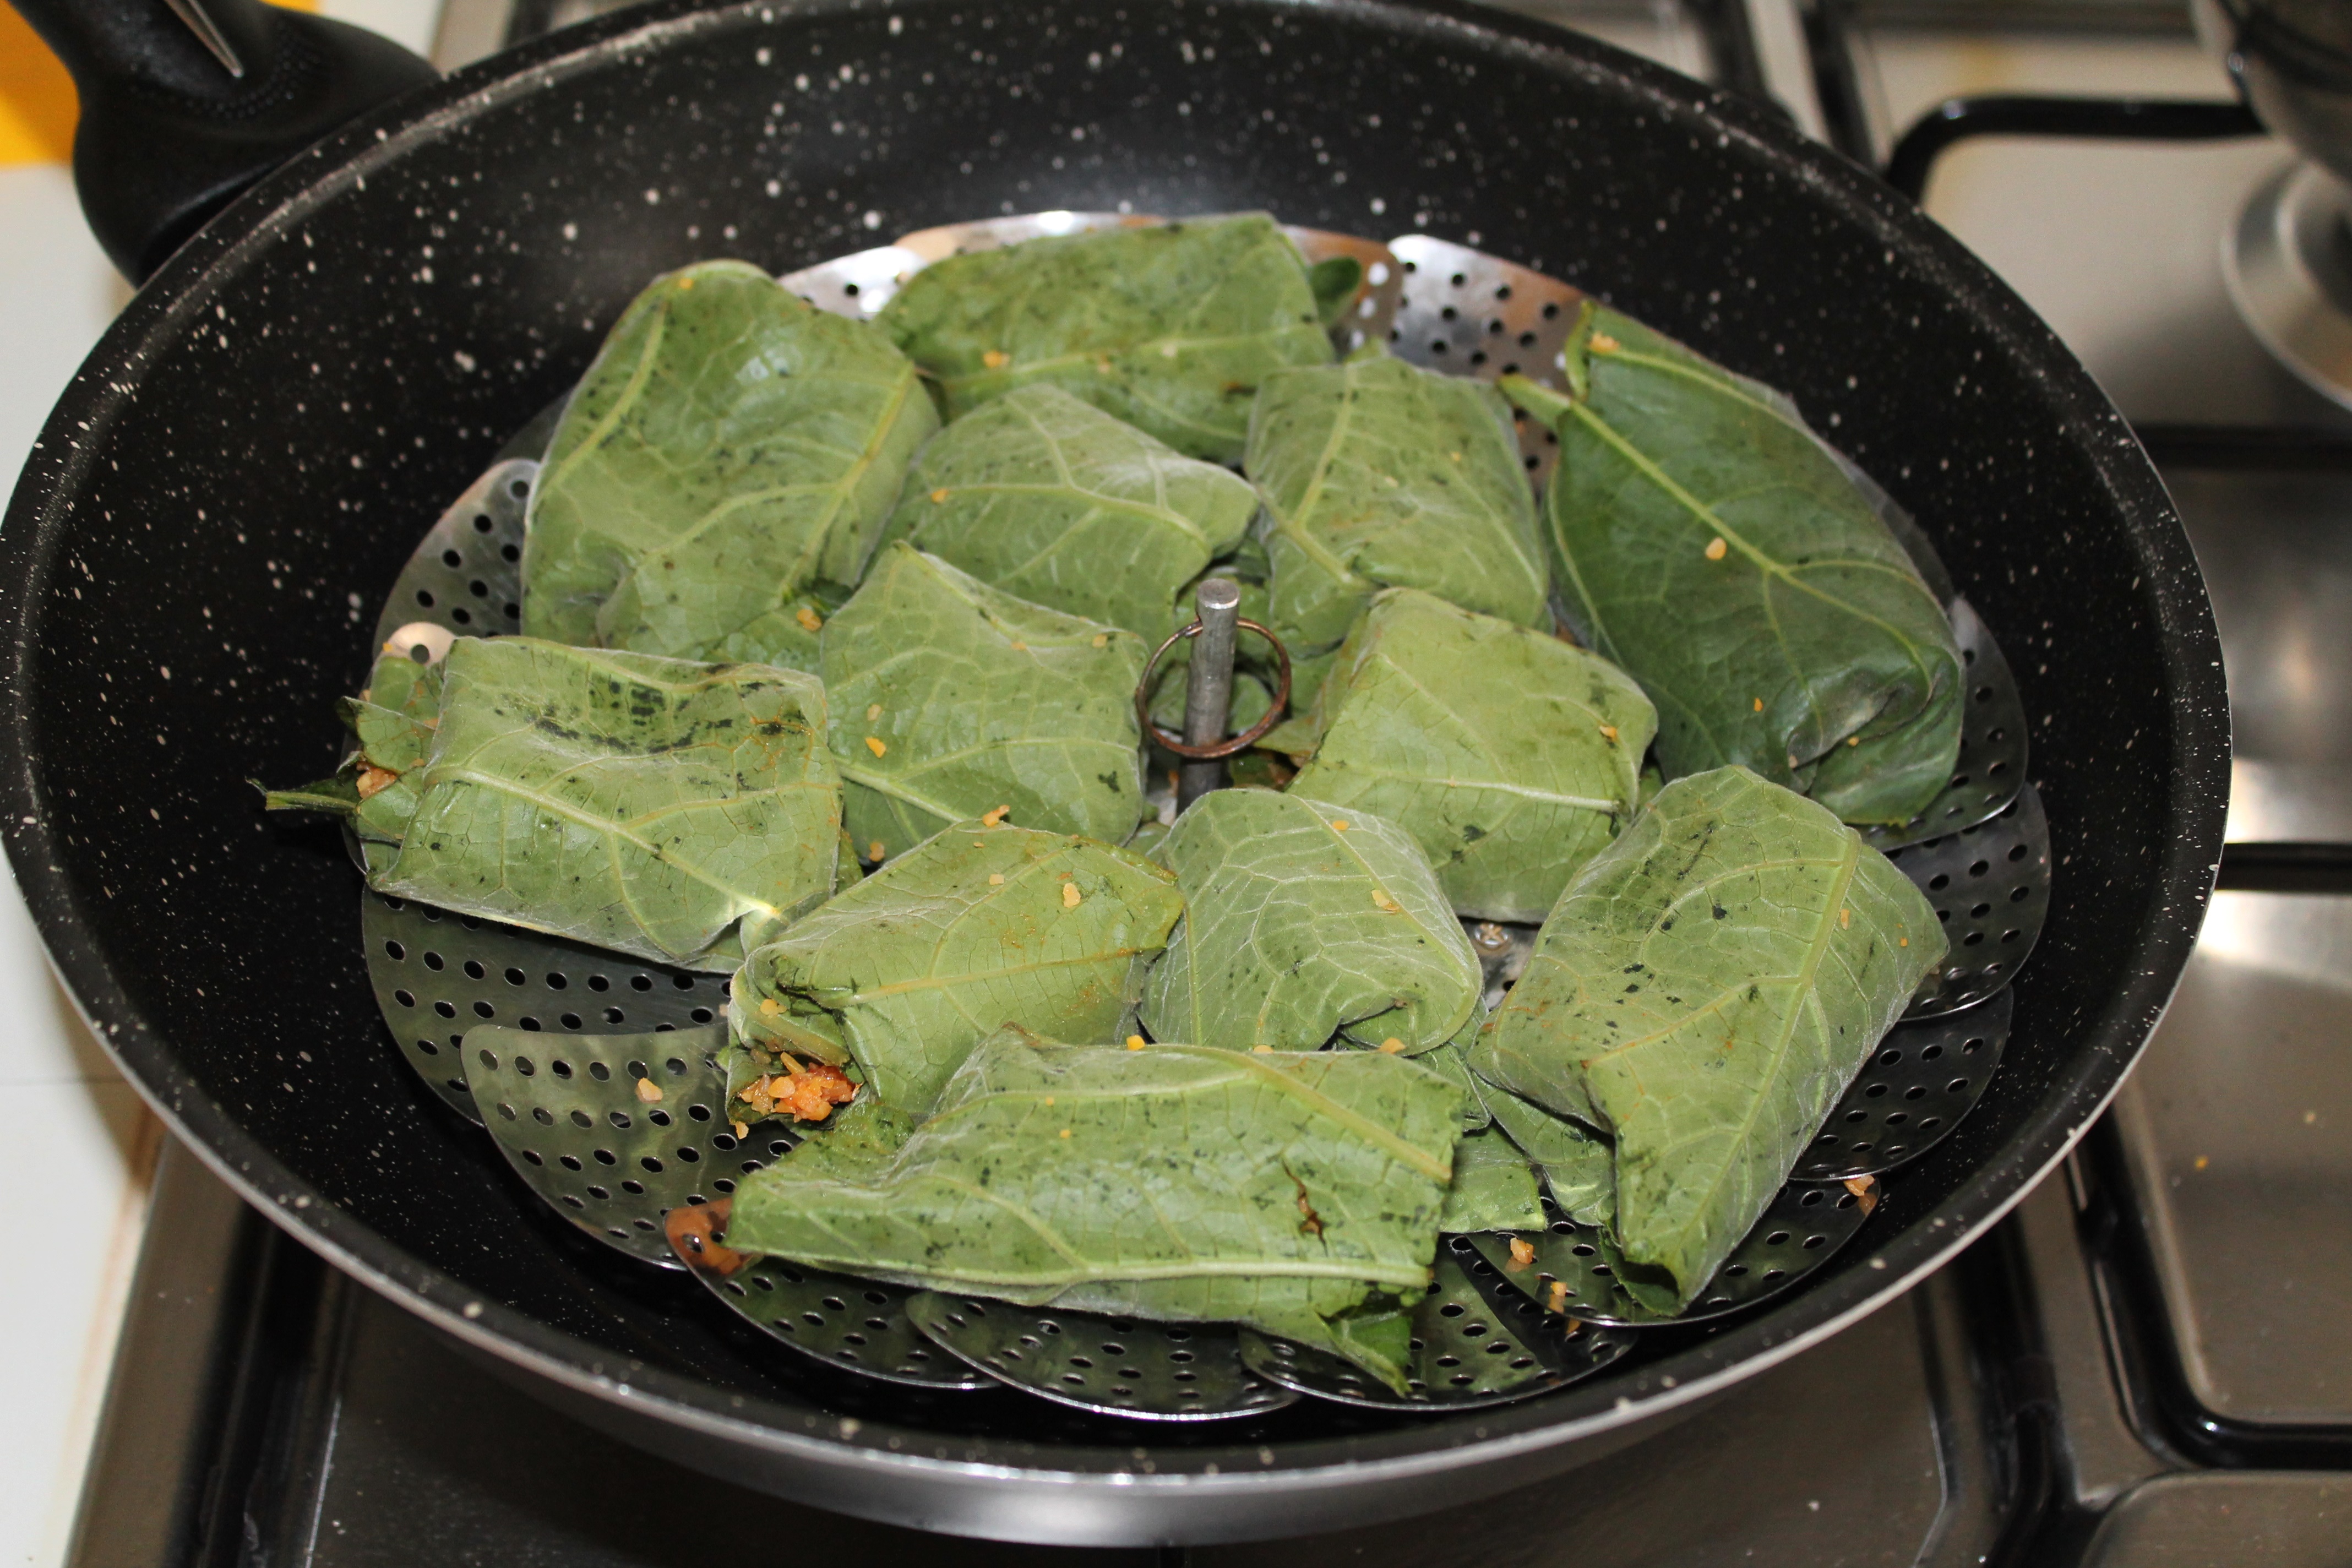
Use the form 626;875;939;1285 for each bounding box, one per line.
1134;616;1294;760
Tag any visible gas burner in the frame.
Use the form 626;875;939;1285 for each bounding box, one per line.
2226;160;2352;411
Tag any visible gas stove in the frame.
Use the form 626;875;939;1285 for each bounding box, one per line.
58;2;2352;1563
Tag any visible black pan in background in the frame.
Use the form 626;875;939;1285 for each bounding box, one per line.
0;0;2224;1545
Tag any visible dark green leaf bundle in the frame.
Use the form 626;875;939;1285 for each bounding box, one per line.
730;823;1183;1114
1137;788;1480;1054
883;383;1259;638
1287;588;1657;922
878;214;1333;462
367;637;843;970
821;543;1150;860
1470;766;1943;1308
524;260;937;665
1250;349;1550;656
1504;307;1962;826
726;1027;1463;1389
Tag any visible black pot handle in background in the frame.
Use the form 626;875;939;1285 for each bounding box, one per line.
6;0;437;282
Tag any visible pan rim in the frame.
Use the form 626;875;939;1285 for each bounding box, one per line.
0;0;2227;1534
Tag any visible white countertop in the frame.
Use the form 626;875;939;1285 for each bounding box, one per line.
0;10;445;1564
0;152;165;1568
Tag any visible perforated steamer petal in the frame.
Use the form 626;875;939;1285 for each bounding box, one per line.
353;211;2050;1419
1237;1245;1637;1410
674;1223;993;1392
1890;783;2051;1017
363;895;729;1125
459;1021;738;1265
1798;989;2015;1182
905;1294;1298;1419
1467;1179;1880;1329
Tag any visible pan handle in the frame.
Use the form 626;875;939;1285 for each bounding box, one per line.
6;0;436;282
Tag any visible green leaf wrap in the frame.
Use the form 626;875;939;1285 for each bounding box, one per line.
265;650;447;841
1502;307;1961;825
730;823;1184;1114
726;1028;1461;1389
344;650;447;841
1249;349;1549;656
523;260;937;661
1470;766;1943;1306
877;214;1333;461
1139;789;1480;1054
1287;588;1658;922
821;543;1150;859
347;651;442;773
884;384;1259;637
372;637;842;970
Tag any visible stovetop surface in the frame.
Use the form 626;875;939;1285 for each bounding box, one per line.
80;1143;2013;1567
63;1;2352;1564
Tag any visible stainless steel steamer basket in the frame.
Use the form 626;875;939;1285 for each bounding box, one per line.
0;0;2226;1543
358;208;2043;1426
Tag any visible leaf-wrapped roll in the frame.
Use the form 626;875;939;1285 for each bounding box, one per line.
883;384;1259;638
731;823;1183;1114
823;542;1149;859
1501;307;1961;825
1138;789;1481;1054
1287;588;1657;922
263;648;444;858
1250;349;1549;656
1469;766;1943;1308
524;261;937;663
367;638;842;970
726;1028;1462;1390
878;214;1333;462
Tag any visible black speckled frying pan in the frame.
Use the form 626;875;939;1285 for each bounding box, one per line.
0;0;2225;1544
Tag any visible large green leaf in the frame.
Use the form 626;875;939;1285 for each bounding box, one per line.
1249;349;1550;656
1138;790;1480;1054
1501;307;1961;825
731;823;1183;1114
1469;767;1942;1306
371;637;841;970
883;384;1259;637
726;1027;1461;1389
522;260;937;662
821;543;1151;859
1287;589;1658;922
876;214;1333;462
